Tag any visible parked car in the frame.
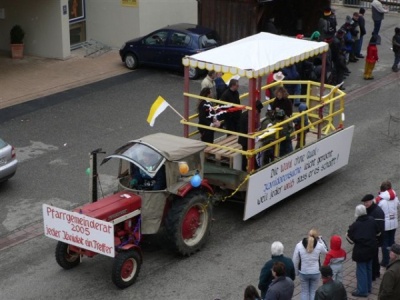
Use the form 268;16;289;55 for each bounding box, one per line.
119;23;220;79
0;138;17;182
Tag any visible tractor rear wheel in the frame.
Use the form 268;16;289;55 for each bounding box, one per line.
55;241;80;270
111;250;141;289
165;191;212;256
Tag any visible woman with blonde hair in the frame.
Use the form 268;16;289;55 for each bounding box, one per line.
292;228;328;300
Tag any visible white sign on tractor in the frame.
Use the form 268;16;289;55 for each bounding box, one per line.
43;204;115;257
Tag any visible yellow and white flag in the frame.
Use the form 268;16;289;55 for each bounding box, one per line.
147;96;170;127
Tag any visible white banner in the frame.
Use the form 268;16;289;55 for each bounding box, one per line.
244;126;355;220
43;204;115;257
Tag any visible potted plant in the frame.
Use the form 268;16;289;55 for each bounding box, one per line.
10;25;25;59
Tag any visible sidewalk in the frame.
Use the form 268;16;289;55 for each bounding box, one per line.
0;48;129;110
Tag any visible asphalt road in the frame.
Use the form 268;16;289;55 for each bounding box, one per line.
1;8;400;299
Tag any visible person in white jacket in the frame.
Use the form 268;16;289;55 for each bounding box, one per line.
292;228;328;300
377;181;399;267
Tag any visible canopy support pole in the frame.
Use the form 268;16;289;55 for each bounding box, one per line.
247;78;257;172
183;66;190;138
318;51;327;139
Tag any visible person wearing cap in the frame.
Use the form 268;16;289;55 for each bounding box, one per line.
361;194;385;280
378;243;400;300
371;0;389;42
347;205;381;297
258;241;295;299
391;27;400;72
314;266;347;300
340;15;358;63
318;7;337;42
264;261;294;300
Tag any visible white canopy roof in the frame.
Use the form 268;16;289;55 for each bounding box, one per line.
182;32;329;79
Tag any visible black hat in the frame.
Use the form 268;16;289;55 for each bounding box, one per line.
361;194;374;202
388;243;400;255
320;266;333;278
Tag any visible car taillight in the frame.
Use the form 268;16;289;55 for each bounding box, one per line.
11;146;16;158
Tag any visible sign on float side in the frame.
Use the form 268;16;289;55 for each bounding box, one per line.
43;204;115;257
244;126;355;220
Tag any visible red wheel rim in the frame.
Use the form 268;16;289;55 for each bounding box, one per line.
182;206;200;240
121;259;134;280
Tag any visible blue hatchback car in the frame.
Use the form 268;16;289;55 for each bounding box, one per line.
119;23;220;79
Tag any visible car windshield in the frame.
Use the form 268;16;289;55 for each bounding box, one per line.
0;138;6;149
199;31;220;48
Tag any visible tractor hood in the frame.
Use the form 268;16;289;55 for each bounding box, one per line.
101;133;206;178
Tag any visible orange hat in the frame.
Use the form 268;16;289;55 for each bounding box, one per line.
324;8;332;16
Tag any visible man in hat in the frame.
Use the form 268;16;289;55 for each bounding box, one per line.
318;7;337;41
361;194;385;280
315;266;347;300
378;243;400;300
347;204;381;297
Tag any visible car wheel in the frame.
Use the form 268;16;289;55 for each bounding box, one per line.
55;242;80;270
165;190;212;256
125;53;138;70
189;67;199;80
111;250;142;289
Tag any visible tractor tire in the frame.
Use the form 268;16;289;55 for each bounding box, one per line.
165;191;212;256
111;250;141;289
55;241;80;270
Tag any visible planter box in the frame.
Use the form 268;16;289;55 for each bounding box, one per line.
11;44;24;59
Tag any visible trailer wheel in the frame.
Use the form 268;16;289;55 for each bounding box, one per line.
112;250;141;289
165;191;212;256
55;242;80;270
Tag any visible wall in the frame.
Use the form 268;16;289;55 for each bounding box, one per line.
85;0;197;49
0;0;70;59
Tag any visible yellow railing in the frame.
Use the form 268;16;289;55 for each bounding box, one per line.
181;80;345;163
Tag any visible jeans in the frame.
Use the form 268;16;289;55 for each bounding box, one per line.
355;36;364;56
393;53;400;70
382;229;396;266
356;260;372;295
373;20;382;37
299;273;320;300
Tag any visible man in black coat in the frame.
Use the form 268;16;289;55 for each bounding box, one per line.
347;204;381;297
361;194;385;281
220;78;241;133
356;8;367;58
315;266;347;300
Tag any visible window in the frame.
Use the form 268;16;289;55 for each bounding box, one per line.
144;31;168;46
169;32;191;47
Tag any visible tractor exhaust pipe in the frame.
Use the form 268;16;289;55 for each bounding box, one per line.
89;148;106;203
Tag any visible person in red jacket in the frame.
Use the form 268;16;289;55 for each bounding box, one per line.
364;35;379;80
323;235;347;282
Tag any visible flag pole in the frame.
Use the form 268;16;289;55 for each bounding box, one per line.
165;100;186;121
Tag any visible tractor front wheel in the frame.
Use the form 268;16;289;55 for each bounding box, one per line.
55;241;80;270
165;191;212;256
111;250;142;289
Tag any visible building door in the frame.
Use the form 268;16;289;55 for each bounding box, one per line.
69;0;86;48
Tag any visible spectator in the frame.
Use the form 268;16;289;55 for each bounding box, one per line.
258;241;295;299
355;8;367;58
244;285;261;300
364;35;379;80
315;266;347;300
197;87;221;143
292;228;328;300
346;204;381;297
341;15;357;63
220;78;241;133
264;262;294;300
391;27;400;73
349;12;360;62
318;7;337;42
361;194;385;280
377;181;399;268
201;70;216;98
323;235;346;282
378;243;400;300
371;0;389;42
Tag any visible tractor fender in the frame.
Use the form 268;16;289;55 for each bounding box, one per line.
176;179;214;198
119;244;143;262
